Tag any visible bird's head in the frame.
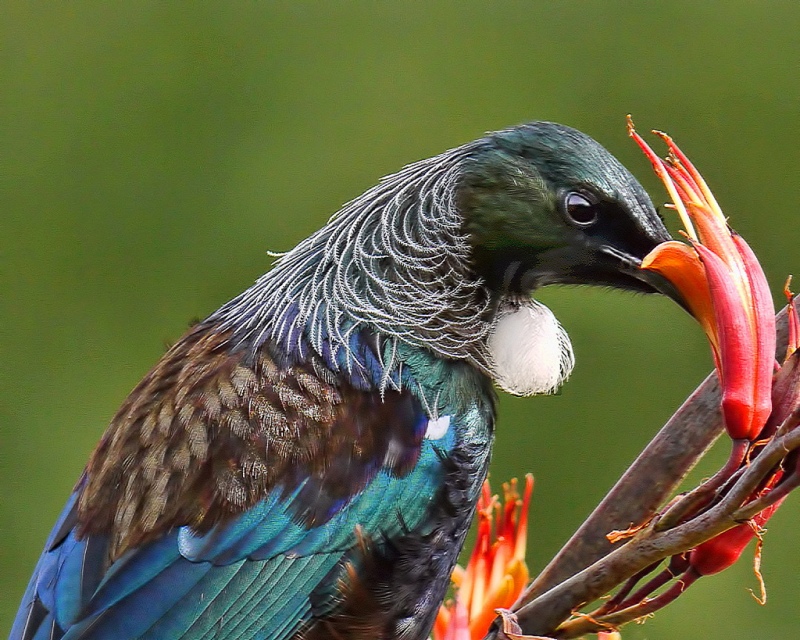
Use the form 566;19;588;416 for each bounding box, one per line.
456;122;684;395
221;121;683;396
460;122;678;302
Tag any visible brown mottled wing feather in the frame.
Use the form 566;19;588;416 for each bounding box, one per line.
77;323;424;561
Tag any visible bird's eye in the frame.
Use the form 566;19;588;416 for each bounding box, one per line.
564;192;599;227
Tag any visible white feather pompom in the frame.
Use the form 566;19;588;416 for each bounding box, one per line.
487;299;574;396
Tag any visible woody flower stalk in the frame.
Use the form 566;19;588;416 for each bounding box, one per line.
433;475;533;640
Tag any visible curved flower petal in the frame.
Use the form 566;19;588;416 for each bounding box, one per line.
768;282;800;431
784;279;799;359
627;118;697;240
694;243;758;440
731;233;775;434
641;241;719;361
469;575;515;638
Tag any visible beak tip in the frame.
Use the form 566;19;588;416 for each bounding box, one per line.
638;269;693;315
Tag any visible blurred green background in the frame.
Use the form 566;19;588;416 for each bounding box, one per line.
3;2;800;637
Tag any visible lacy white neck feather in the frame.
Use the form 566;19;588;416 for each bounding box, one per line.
212;141;497;374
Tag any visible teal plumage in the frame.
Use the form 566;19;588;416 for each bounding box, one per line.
11;122;677;640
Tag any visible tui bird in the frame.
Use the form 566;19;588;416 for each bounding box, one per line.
11;122;678;640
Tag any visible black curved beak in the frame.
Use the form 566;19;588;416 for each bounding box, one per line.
603;245;692;316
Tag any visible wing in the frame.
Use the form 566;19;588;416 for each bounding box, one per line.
11;324;459;640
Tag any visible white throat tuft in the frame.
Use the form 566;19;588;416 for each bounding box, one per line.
487;299;575;396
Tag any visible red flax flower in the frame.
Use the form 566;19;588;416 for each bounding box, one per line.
629;117;776;469
583;120;800;623
432;475;533;640
687;285;800;591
